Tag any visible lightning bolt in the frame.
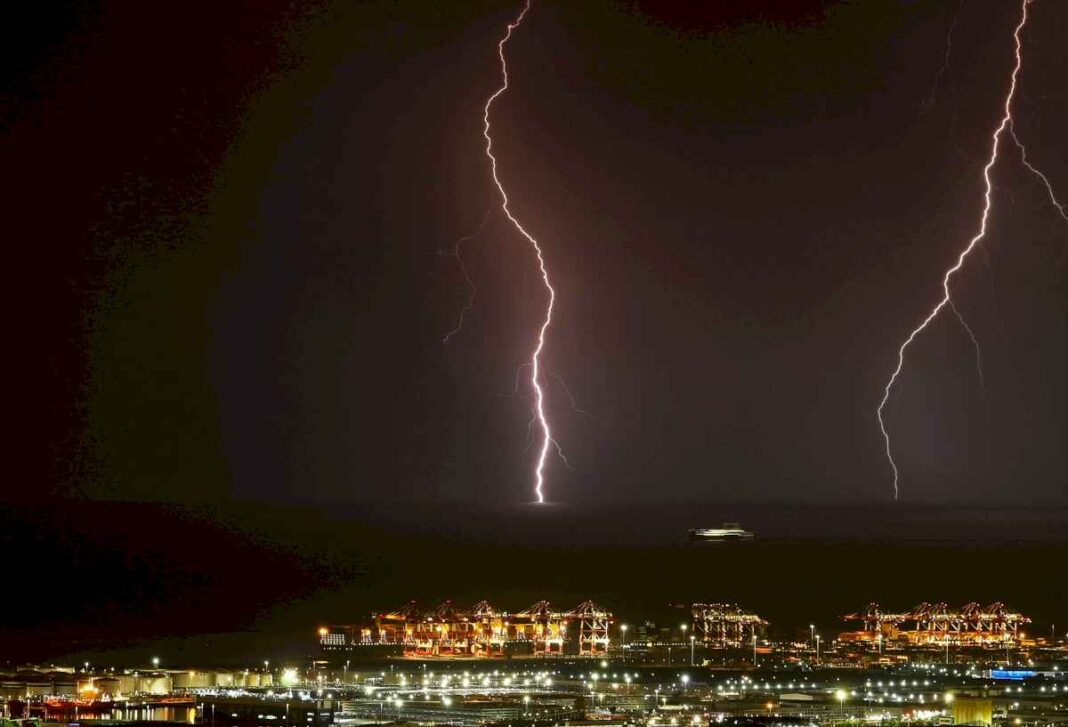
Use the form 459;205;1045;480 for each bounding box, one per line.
877;0;1067;500
503;364;585;473
947;300;985;393
923;0;986;392
922;0;964;110
439;208;492;346
508;362;595;420
1010;127;1068;226
483;0;558;504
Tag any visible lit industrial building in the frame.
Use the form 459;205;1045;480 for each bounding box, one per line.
0;668;272;700
691;603;768;647
840;601;1033;647
320;599;612;657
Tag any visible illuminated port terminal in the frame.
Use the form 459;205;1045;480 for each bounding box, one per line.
840;602;1035;648
317;599;1051;669
8;653;1065;727
7;600;1058;727
320;600;612;658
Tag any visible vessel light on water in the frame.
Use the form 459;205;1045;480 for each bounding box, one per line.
688;522;755;543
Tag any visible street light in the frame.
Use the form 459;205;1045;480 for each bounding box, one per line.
835;689;847;718
752;633;758;667
810;624;815;650
621;624;628;662
815;634;821;665
689;634;695;666
152;657;160;669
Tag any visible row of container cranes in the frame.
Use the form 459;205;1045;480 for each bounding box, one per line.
322;600;612;657
840;601;1033;647
691;602;767;647
319;599;1036;659
320;600;771;658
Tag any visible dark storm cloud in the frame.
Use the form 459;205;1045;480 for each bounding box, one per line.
10;0;1067;505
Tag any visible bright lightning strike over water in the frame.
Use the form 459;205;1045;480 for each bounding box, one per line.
483;0;557;504
508;363;594;420
877;0;1068;500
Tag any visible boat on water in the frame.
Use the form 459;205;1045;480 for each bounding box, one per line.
688;522;755;543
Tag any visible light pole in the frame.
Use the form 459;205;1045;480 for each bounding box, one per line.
835;689;847;719
679;624;687;666
752;633;758;667
815;634;820;665
810;624;815;651
690;634;695;666
152;657;160;669
621;625;628;662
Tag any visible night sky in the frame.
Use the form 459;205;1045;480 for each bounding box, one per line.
11;0;1068;507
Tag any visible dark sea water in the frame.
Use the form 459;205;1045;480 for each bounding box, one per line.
4;500;1064;666
327;500;1068;545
